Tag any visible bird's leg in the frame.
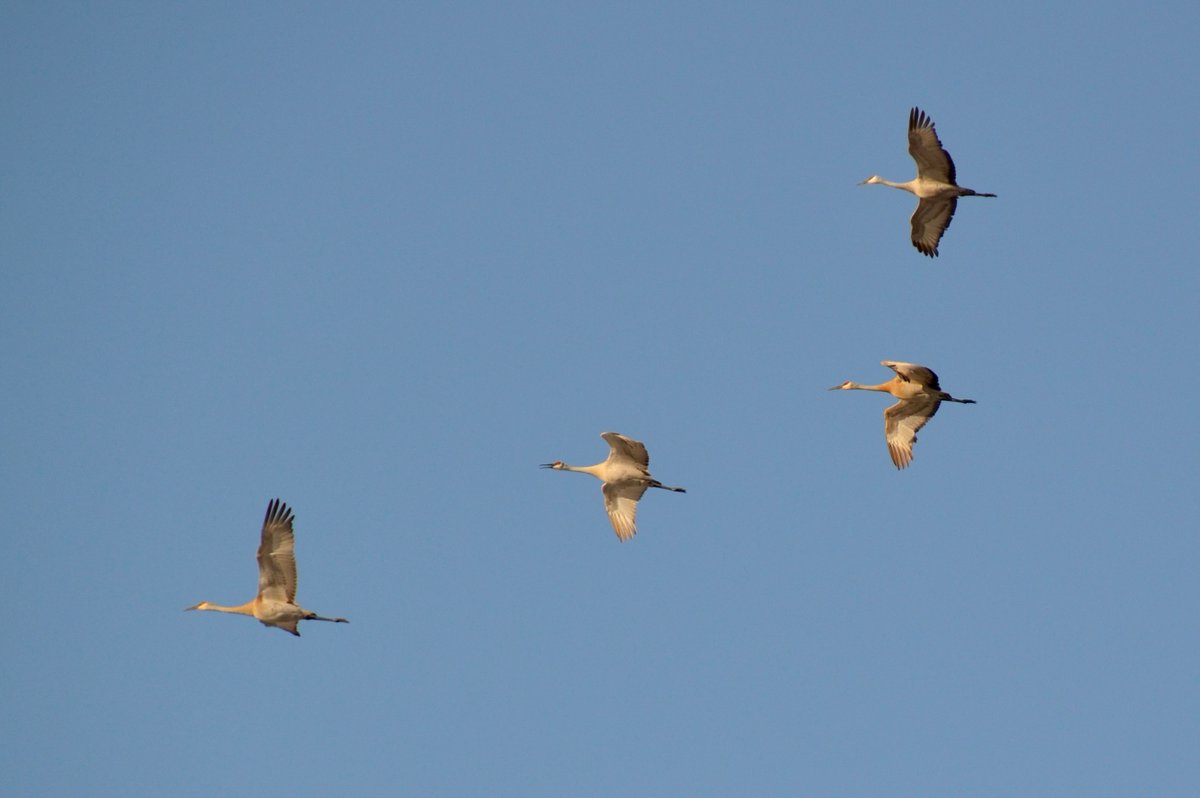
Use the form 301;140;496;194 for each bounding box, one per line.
306;613;350;623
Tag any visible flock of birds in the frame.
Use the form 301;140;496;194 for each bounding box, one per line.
188;107;994;636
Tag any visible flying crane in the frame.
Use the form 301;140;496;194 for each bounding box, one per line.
186;499;348;636
860;107;996;256
542;432;685;541
830;361;976;468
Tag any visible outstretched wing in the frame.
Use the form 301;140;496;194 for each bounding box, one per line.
908;107;956;184
602;481;648;541
910;197;957;258
884;397;941;469
883;361;941;390
257;498;298;602
601;431;650;468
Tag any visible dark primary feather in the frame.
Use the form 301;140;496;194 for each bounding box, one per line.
910;198;957;258
601;431;650;468
257;498;298;603
907;107;957;184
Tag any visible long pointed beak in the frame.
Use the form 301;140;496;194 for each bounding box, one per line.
828;384;844;391
539;463;555;468
184;604;199;611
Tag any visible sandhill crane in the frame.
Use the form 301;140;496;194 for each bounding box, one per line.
186;499;348;636
829;361;976;469
542;432;685;541
860;107;996;257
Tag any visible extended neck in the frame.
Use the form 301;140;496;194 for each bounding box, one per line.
872;177;915;192
189;599;257;617
559;462;606;479
845;381;894;392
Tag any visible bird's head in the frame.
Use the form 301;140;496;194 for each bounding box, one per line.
828;380;855;391
184;601;209;612
540;461;566;470
859;175;885;186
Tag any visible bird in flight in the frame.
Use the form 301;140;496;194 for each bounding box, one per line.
186;498;348;636
542;432;686;541
830;361;976;468
860;107;996;257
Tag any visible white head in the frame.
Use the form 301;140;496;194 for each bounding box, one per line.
858;175;885;185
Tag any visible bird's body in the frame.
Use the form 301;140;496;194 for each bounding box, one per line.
542;432;685;541
830;361;975;469
861;107;996;257
186;499;348;636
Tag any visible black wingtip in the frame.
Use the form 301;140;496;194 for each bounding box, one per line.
909;107;933;132
263;498;294;528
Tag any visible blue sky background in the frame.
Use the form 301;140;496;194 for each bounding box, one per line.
3;2;1197;796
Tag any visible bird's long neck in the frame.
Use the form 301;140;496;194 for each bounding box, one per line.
561;462;606;479
195;599;257;617
877;178;915;192
846;381;895;393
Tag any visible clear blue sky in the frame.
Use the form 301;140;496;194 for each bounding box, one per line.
3;3;1197;796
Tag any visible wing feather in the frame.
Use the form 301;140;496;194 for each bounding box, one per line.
910;197;957;258
601;432;650;468
882;361;941;390
602;481;647;541
884;397;941;469
908;108;957;184
257;498;298;602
